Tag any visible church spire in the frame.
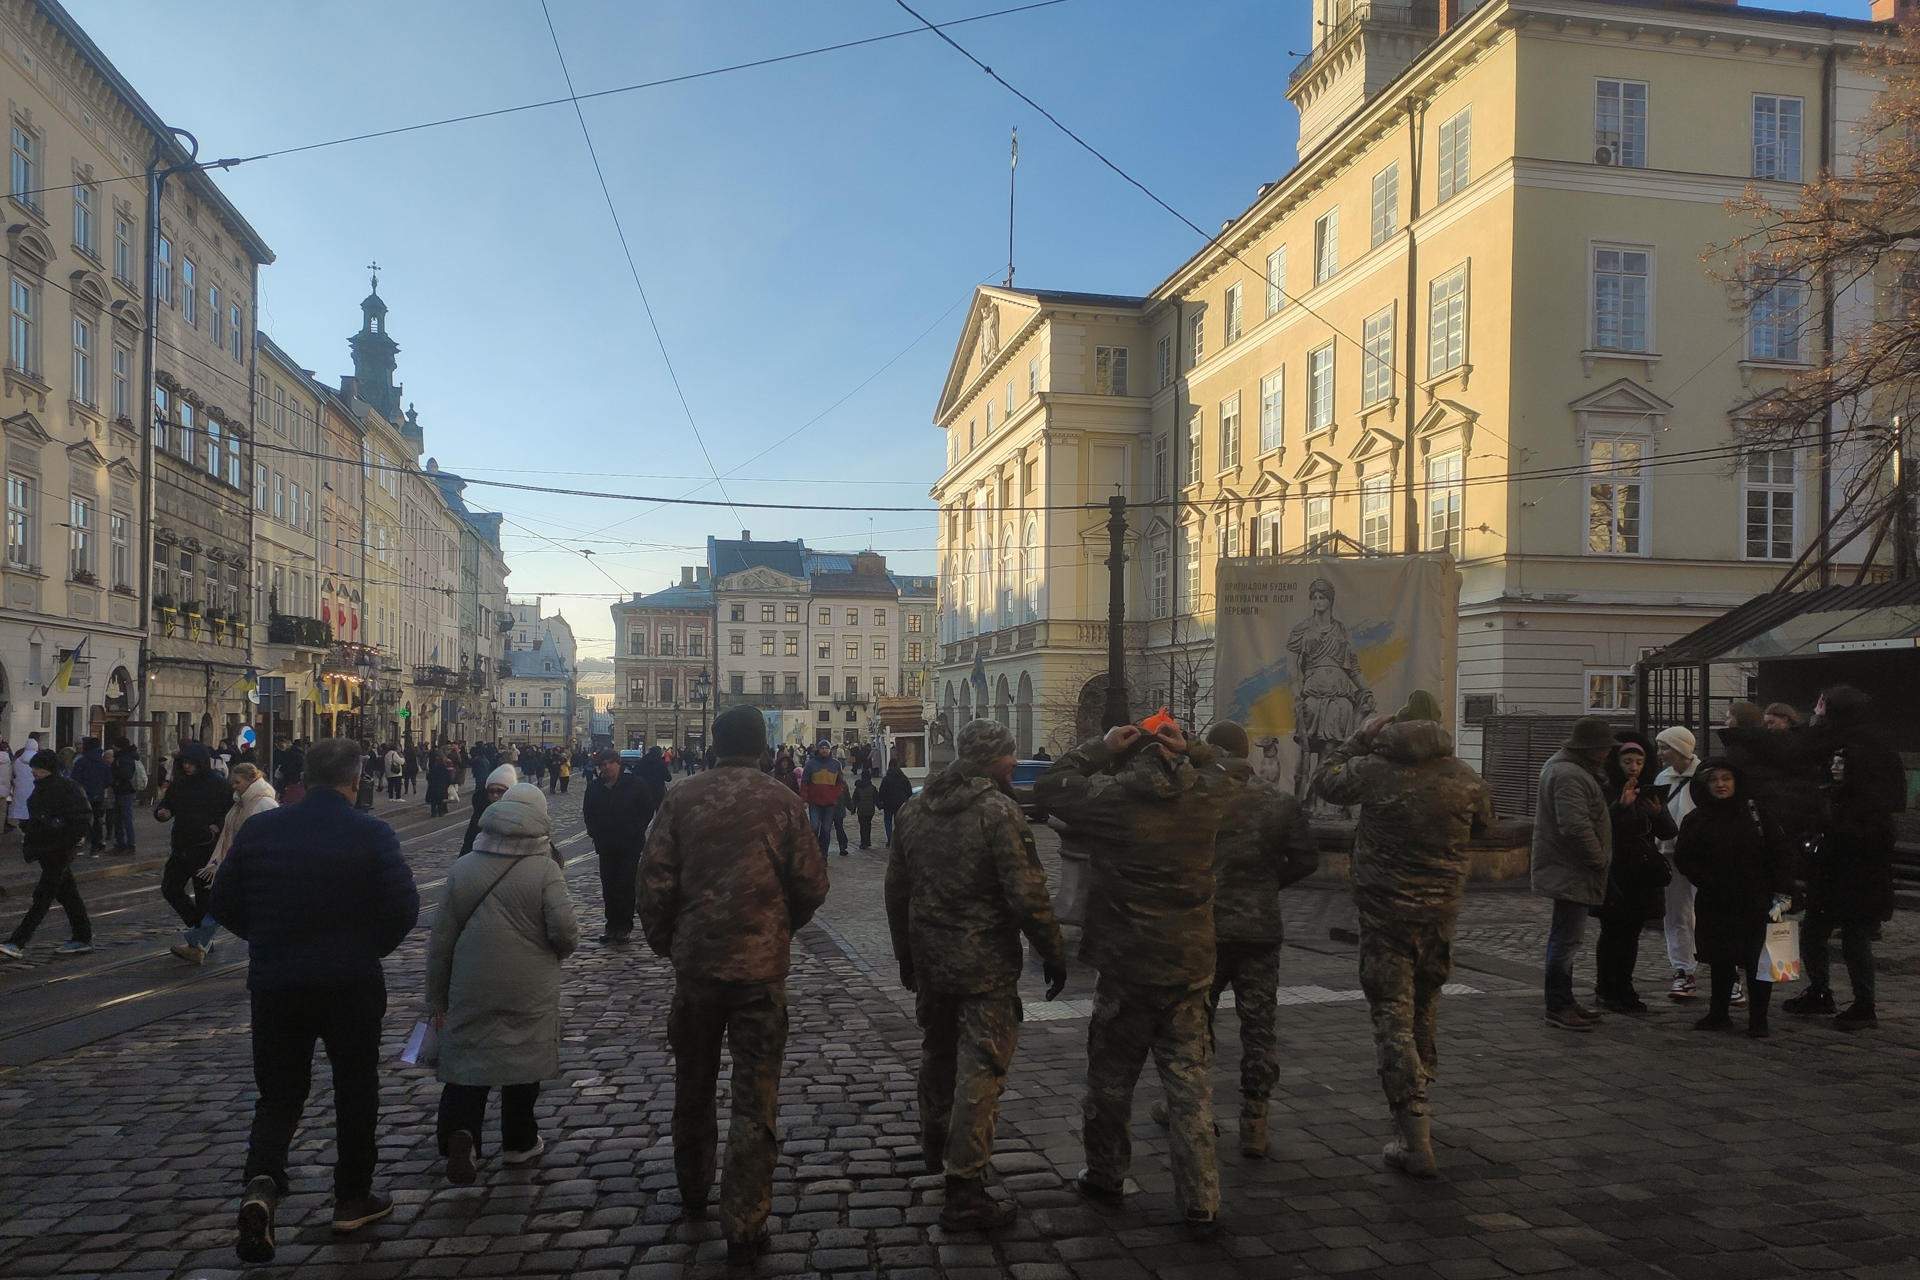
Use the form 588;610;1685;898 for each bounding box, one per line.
348;262;402;422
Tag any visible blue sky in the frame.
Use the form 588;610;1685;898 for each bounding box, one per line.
65;0;1866;653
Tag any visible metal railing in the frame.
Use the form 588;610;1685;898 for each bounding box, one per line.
1288;0;1440;88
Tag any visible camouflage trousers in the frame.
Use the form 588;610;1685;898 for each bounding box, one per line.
914;984;1022;1179
1083;975;1218;1216
1356;905;1457;1110
667;977;788;1242
1207;942;1280;1116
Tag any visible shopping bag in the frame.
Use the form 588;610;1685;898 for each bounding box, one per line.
401;1019;440;1067
448;784;461;806
1756;919;1803;984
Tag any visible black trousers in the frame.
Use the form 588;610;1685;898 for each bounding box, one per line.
386;776;403;799
1803;911;1876;1006
856;811;874;848
161;850;211;928
437;1081;540;1157
1593;914;1646;1000
245;980;386;1198
832;807;849;852
86;799;107;852
599;850;640;937
6;852;90;946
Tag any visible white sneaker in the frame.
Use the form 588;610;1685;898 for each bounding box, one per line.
1730;979;1746;1008
499;1136;545;1165
0;941;23;960
1669;971;1696;1000
169;943;206;966
55;940;94;955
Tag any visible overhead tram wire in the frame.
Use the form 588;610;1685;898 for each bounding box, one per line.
0;1;1074;210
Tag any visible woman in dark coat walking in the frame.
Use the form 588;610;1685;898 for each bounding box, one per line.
425;752;453;817
1674;759;1792;1038
1592;733;1674;1013
877;762;913;847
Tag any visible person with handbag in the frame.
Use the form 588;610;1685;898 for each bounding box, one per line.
1674;758;1792;1039
172;763;279;966
425;781;578;1184
1592;734;1675;1014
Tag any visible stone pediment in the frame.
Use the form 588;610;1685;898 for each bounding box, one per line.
1569;378;1669;436
1415;398;1481;455
3;411;52;445
1247;467;1288;499
65;437;108;468
718;566;806;593
1291;449;1343;483
1349;423;1402;463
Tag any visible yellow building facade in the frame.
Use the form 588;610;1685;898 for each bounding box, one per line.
931;0;1894;764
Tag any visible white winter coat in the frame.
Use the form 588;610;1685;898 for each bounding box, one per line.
9;746;38;821
1654;759;1698;856
201;776;279;879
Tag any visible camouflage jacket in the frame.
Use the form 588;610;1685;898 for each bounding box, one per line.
1311;720;1492;920
885;766;1066;994
638;758;830;984
1034;736;1233;987
1213;758;1318;944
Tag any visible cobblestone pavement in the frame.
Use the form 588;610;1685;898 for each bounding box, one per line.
2;800;1919;1278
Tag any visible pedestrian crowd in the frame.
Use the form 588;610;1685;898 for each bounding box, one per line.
0;680;1902;1269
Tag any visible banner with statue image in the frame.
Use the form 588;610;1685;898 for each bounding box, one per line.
1214;555;1459;805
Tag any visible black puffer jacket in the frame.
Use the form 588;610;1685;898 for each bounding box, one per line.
1674;760;1791;967
1805;686;1905;923
1594;734;1675;924
154;742;234;859
23;772;92;863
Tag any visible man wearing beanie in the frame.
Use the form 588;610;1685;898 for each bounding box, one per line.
640;704;828;1266
1312;690;1491;1179
1653;726;1701;999
1152;720;1314;1159
1034;717;1234;1240
886;719;1067;1232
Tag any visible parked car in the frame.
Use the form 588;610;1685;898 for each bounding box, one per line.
1010;758;1052;823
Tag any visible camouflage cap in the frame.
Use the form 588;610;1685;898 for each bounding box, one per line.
957;718;1017;769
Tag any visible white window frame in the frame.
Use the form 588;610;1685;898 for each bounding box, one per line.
1594;78;1647;168
8;276;35;376
1304;494;1331;550
111;340;130;419
1748;277;1807;362
67;494;93;578
1370;163;1398;248
1425;450;1463;559
1313;209;1339;285
1307;344;1334;434
1265;246;1286;317
182;257;197;327
1155;335;1172;390
71;314;94;408
1437;107;1472;203
1153;432;1169;495
1179;527;1200;615
1361;474;1391;552
1223;282;1243;343
1218;394;1241;472
1586;669;1636;714
1585;435;1646;557
1590;243;1652;353
1428;264;1468;377
73;181;96;256
1095;345;1129;396
1743;447;1798;561
1188;308;1205;365
1361;305;1394;406
5;471;32;569
1258;368;1284;455
1258;509;1282;556
110;510;128;588
1184;415;1202;486
1752;93;1803;182
1151;538;1169;618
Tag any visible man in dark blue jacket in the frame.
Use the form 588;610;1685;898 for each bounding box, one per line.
68;737;111;854
210;737;419;1265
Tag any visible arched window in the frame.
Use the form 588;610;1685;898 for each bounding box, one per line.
997;530;1014;628
1023;520;1040;621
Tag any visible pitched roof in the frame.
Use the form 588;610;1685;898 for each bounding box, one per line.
630;581;712;610
506;647;569;679
709;536;807;579
1018;288;1150;308
810;571;899;599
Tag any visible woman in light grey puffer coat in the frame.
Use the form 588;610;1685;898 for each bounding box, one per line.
426;781;578;1182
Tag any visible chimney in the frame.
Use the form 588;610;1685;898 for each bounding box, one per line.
1873;0;1919;21
1437;0;1458;35
695;566;710;585
680;566;695;587
853;551;887;578
739;529;752;541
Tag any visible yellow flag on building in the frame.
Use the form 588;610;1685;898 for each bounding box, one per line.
53;638;86;691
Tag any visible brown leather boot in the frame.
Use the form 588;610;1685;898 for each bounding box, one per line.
1382;1104;1437;1178
939;1175;1016;1232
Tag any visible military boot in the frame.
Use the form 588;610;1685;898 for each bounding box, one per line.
1382;1104;1438;1179
940;1176;1016;1232
1239;1107;1269;1159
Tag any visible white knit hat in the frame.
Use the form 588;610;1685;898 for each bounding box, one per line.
1655;726;1695;757
486;763;519;789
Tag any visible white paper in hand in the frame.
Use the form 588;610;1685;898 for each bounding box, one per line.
401;1019;440;1067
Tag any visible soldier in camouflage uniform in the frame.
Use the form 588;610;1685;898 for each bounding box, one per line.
886;719;1068;1232
1035;721;1235;1239
1310;689;1492;1179
639;704;830;1265
1179;720;1316;1158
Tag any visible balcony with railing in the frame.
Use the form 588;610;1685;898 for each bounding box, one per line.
1288;0;1439;89
267;612;332;650
413;664;462;690
941;619;1147;667
323;641;380;675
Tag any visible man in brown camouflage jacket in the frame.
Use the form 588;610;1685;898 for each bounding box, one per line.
1311;689;1492;1180
1166;720;1316;1159
1034;720;1234;1240
639;704;829;1265
886;719;1068;1232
